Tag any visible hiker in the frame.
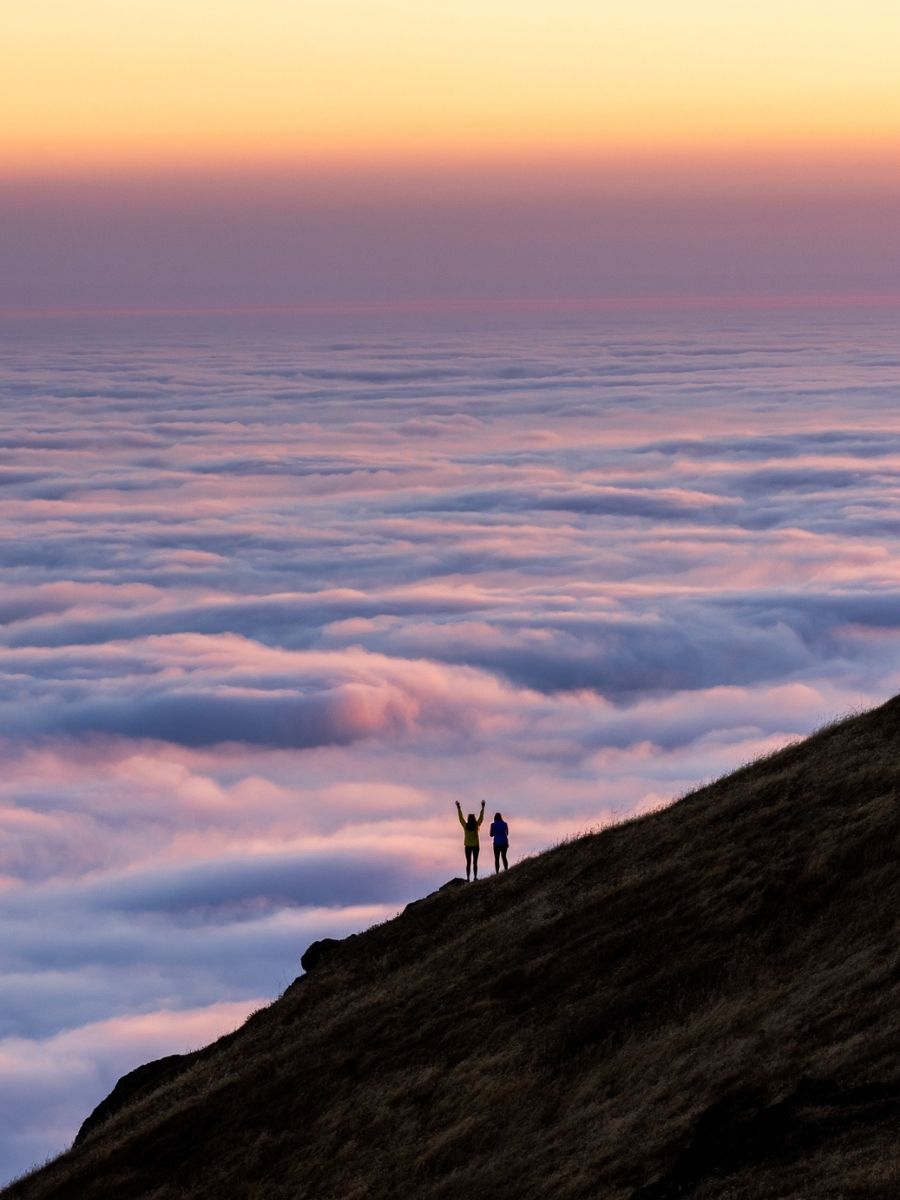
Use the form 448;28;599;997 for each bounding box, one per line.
490;811;509;873
455;799;485;881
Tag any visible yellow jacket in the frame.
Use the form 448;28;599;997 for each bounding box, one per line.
458;807;484;847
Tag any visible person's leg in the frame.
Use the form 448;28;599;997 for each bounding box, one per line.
472;846;479;879
501;846;508;870
465;846;473;880
493;845;501;874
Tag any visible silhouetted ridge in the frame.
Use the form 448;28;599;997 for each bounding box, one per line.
7;695;900;1200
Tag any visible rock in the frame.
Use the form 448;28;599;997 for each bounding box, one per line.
75;1022;246;1145
402;878;466;916
75;1053;199;1146
300;937;344;973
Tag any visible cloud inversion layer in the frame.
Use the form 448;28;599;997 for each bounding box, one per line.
2;310;900;1181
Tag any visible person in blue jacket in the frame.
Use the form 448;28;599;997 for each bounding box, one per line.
490;811;509;874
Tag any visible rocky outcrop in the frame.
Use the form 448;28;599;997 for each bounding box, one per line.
299;936;346;973
75;1027;242;1146
401;877;465;915
75;1054;201;1146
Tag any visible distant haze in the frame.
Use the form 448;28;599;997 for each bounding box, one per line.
3;167;900;314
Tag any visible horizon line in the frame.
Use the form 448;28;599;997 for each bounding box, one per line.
4;147;900;189
4;293;900;322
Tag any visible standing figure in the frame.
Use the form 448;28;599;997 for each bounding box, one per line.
490;811;509;873
455;799;485;881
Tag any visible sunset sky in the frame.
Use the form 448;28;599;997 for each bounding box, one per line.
6;0;900;171
3;1;900;314
3;1;900;1186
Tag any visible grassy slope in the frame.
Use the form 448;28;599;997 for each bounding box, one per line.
6;697;900;1200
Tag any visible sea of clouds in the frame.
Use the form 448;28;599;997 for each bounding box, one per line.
2;308;900;1181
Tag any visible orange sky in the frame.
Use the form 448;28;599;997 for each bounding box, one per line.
5;0;900;176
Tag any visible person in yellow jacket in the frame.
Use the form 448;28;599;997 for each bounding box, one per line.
455;798;486;881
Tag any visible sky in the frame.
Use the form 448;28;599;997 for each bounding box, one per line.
6;1;900;170
3;0;900;1188
3;1;900;314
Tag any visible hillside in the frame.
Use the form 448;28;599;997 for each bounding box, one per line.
6;696;900;1200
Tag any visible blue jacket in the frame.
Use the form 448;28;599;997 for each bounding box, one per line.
490;820;509;846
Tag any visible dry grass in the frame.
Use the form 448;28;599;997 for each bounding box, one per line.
6;696;900;1200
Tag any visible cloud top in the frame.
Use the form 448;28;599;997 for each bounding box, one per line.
2;310;900;1182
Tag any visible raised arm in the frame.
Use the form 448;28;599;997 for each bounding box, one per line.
455;800;466;829
477;799;486;828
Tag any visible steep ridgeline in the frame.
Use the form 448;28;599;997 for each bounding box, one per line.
7;697;900;1200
